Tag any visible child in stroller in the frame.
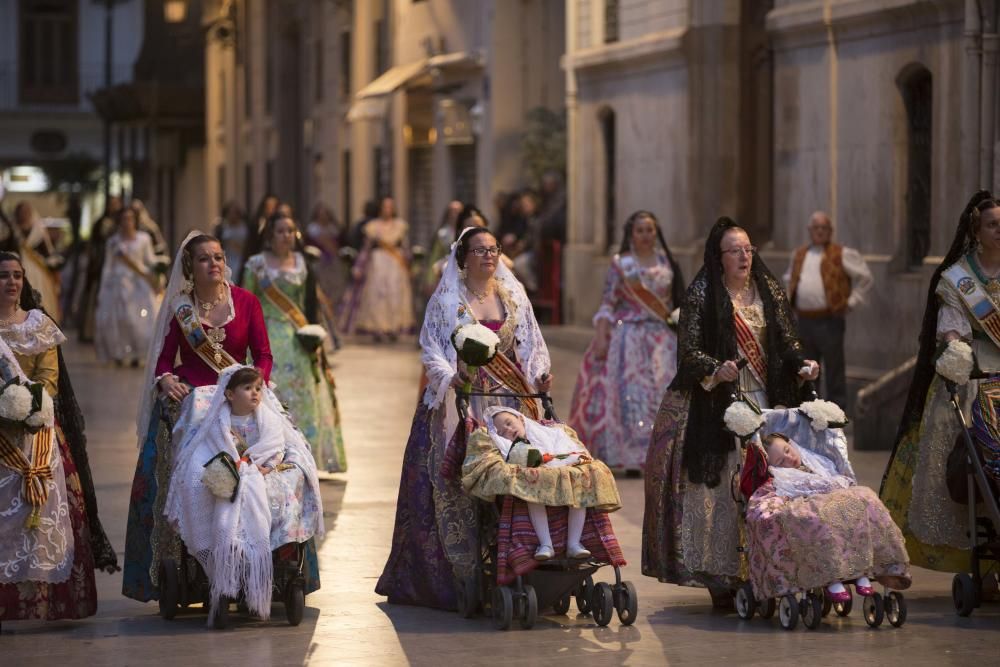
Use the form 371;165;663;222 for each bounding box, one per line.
737;407;911;630
459;403;633;629
163;365;324;627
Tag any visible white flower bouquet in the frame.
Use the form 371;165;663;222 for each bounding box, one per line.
935;339;975;386
723;399;765;442
451;322;501;394
797;399;849;431
295;323;329;353
0;378;54;432
201;451;240;502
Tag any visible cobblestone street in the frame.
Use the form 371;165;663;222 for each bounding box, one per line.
2;338;997;666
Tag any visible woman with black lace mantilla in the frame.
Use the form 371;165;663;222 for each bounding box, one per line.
641;217;819;606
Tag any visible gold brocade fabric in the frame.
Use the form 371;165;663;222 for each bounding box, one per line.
149;398;183;586
461;426;622;512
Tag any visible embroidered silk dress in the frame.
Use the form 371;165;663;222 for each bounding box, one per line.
643;267;806;596
242;252;347;473
0;310;116;622
881;253;1000;572
569;253;679;470
95;231;162;364
122;284;296;602
340;218;415;335
376;243;551;609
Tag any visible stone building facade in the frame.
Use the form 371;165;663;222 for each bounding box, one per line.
204;0;564;248
564;0;1000;380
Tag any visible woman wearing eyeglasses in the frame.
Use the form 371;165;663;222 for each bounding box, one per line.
642;217;819;606
338;196;415;342
569;211;685;475
376;225;552;610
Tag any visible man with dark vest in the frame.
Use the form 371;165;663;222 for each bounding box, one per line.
783;211;873;410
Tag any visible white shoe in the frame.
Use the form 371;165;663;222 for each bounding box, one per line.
534;545;555;561
567;543;591;559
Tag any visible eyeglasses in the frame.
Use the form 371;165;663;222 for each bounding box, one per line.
470;245;503;257
722;245;757;257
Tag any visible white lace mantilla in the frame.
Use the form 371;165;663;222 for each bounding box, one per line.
0;309;66;355
245;252;306;286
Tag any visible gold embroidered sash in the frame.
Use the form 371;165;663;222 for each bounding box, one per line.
253;263;337;387
615;255;671;322
0;427;54;528
733;310;767;388
482;353;541;420
173;296;239;372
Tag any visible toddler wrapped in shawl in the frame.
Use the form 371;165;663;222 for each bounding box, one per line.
165;365;324;624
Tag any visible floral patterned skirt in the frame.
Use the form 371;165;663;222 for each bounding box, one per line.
747;485;911;599
0;433;97;621
570;320;677;470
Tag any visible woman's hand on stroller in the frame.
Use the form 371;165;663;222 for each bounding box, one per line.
536;373;553;393
450;370;471;388
714;360;741;383
158;374;191;403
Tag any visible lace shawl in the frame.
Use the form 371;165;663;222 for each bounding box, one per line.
0;309;66;355
419;242;550;409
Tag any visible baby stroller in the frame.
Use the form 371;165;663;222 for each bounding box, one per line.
731;404;909;631
450;389;637;631
157;541;308;629
942;372;1000;617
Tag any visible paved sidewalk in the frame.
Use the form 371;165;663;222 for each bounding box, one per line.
1;337;996;666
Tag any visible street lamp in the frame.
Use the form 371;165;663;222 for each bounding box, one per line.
164;0;187;23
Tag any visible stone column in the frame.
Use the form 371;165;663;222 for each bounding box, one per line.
981;2;998;188
963;0;982;190
350;0;377;217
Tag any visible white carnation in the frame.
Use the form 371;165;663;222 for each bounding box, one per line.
296;324;328;341
797;399;847;431
453;323;500;357
668;308;680;326
935;339;974;386
0;383;34;422
724;400;764;438
507;444;530;467
25;389;55;429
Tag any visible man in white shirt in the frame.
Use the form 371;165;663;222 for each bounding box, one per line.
783;211;874;409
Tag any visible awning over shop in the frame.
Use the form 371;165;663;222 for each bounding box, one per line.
347;51;483;122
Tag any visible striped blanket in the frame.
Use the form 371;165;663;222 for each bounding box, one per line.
496;496;626;585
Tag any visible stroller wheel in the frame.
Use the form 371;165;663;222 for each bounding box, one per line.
285;583;305;627
519;585;538;630
158;559;179;620
952;573;978;617
758;598;776;619
778;595;799;630
735;582;756;620
455;575;479;619
492;585;514;631
211;597;230;630
833;588;853;617
576;576;594;615
862;593;884;628
801;592;823;630
591;582;614;627
551;592;572;615
886;591;907;628
615;581;639;626
817;588;832;617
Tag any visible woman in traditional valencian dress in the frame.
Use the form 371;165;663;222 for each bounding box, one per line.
569;211;685;474
10;202;63;321
0;253;118;629
642;217;819;606
95;206;164;366
122;232;301;603
340;196;415;341
882;191;1000;575
376;226;552;610
242;212;347;474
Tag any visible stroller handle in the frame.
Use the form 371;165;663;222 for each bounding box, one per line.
455;389;558;422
